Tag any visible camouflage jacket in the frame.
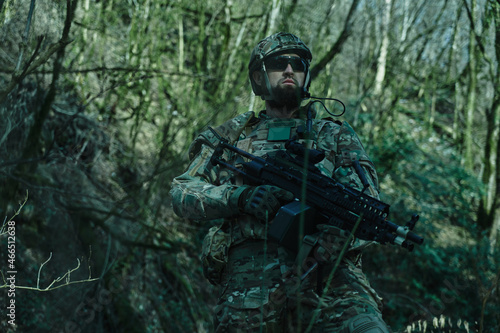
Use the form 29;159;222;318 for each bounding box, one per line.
170;106;380;250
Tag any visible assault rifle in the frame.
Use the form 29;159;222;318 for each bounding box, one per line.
209;131;424;253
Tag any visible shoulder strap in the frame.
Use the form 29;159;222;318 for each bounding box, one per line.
213;111;258;143
188;111;258;160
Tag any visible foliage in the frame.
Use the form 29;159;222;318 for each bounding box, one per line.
0;0;499;332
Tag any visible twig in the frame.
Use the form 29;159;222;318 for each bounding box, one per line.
14;277;100;292
0;190;29;236
33;255;100;291
1;250;100;292
36;252;52;289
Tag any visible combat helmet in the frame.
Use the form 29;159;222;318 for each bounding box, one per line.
249;32;312;101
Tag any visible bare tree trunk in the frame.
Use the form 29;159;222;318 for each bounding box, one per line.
451;6;463;143
488;99;500;249
476;0;500;249
491;138;500;249
178;16;184;72
373;0;392;96
480;1;500;248
464;0;477;170
268;0;282;34
489;1;500;252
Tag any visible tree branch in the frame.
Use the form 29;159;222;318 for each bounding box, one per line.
310;0;360;79
20;0;78;163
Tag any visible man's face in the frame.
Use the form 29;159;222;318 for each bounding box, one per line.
254;53;307;108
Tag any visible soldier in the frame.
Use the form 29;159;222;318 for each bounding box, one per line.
170;32;391;332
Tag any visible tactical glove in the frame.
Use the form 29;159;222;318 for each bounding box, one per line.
235;185;294;221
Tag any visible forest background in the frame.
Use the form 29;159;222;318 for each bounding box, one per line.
0;0;499;332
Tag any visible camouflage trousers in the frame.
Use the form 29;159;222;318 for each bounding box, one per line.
213;240;390;333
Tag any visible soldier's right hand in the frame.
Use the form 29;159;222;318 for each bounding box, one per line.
237;185;294;222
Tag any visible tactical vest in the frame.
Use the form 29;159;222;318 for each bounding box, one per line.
198;110;377;284
234;115;338;179
211;112;349;245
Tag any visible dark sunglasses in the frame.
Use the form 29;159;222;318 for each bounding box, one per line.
264;56;308;72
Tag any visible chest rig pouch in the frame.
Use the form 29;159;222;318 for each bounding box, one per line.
267;119;296;141
236;118;321;159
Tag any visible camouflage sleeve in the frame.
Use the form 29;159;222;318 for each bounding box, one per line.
169;136;247;221
317;121;381;252
170;112;258;221
324;121;380;199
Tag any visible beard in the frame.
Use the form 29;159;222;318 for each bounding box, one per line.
268;80;302;110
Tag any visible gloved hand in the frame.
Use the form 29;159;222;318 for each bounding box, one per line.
236;185;294;221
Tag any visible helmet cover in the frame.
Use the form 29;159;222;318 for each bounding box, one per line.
248;32;312;100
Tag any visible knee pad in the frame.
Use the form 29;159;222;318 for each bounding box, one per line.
346;313;391;333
